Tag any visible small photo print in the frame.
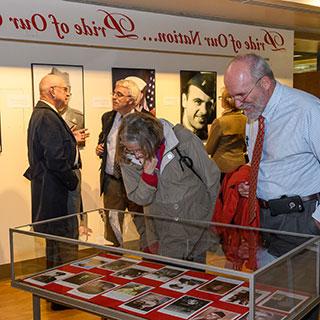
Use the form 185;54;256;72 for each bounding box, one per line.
71;256;114;269
68;280;118;299
190;306;241;320
161;275;207;293
221;286;270;307
243;308;286;320
102;282;153;301
197;276;244;296
24;270;73;286
112;266;155;280
257;290;309;314
99;258;137;271
55;271;103;288
143;266;187;282
158;295;211;319
120;292;173;314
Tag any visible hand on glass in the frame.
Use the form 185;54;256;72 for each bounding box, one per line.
79;225;93;241
143;157;158;175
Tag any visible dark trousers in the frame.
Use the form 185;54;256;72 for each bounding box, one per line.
103;174;145;247
260;198;320;320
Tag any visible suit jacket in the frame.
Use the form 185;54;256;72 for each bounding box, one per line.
98;110;117;195
24;101;79;225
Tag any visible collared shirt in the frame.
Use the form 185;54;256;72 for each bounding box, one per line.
105;112;123;175
257;82;320;206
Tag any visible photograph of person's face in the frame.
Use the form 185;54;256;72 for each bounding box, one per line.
180;71;216;140
182;85;213;130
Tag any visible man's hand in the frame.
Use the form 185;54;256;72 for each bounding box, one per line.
143;157;158;175
238;181;249;198
72;127;90;144
96;143;104;156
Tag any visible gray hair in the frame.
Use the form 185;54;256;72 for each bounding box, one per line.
230;53;275;81
115;79;141;103
116;112;163;163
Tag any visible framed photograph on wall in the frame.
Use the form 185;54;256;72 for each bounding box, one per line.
180;70;217;140
112;67;156;115
31;63;85;130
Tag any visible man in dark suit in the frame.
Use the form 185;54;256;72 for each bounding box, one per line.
96;79;146;248
24;74;80;280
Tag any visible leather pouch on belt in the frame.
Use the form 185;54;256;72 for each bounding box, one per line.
269;195;304;216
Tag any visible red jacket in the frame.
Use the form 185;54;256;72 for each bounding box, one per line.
213;165;260;270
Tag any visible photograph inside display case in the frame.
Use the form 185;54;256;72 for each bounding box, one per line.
31;63;85;131
20;252;312;320
180;70;217;140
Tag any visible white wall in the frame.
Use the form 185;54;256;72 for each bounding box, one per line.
0;1;294;265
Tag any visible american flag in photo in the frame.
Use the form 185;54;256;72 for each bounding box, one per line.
146;70;155;110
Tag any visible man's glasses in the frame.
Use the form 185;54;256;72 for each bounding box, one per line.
113;91;132;99
230;76;264;104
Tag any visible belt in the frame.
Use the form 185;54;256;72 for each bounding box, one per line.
259;192;320;209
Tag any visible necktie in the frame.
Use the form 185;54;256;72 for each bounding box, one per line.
113;160;122;179
248;115;265;223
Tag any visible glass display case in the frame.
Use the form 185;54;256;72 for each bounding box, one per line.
10;208;320;320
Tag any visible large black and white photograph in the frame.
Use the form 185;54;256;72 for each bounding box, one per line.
120;292;173;314
180;70;216;140
190;306;241;320
55;271;103;288
257;290;309;314
24;270;74;287
160;275;207;293
143;266;187;282
102;282;153;301
31;63;85;130
197;276;243;296
68;280;118;299
112;67;156;115
159;295;211;319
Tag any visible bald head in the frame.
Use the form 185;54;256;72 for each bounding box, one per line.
39;74;69;111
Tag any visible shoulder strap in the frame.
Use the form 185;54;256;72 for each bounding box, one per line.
173;125;204;183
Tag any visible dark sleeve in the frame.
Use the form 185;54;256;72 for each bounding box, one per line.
38;113;78;191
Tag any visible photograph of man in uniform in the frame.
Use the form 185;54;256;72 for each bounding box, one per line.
181;71;216;140
31;63;84;130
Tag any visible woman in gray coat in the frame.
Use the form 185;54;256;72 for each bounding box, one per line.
116;112;220;261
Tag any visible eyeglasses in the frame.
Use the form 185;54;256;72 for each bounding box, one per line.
230;76;264;104
124;146;143;157
113;91;132;99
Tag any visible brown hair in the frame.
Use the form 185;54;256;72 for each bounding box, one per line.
116;112;164;163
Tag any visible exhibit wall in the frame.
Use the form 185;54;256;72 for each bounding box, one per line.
0;0;294;265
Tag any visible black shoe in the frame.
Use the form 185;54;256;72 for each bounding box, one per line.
51;302;72;311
